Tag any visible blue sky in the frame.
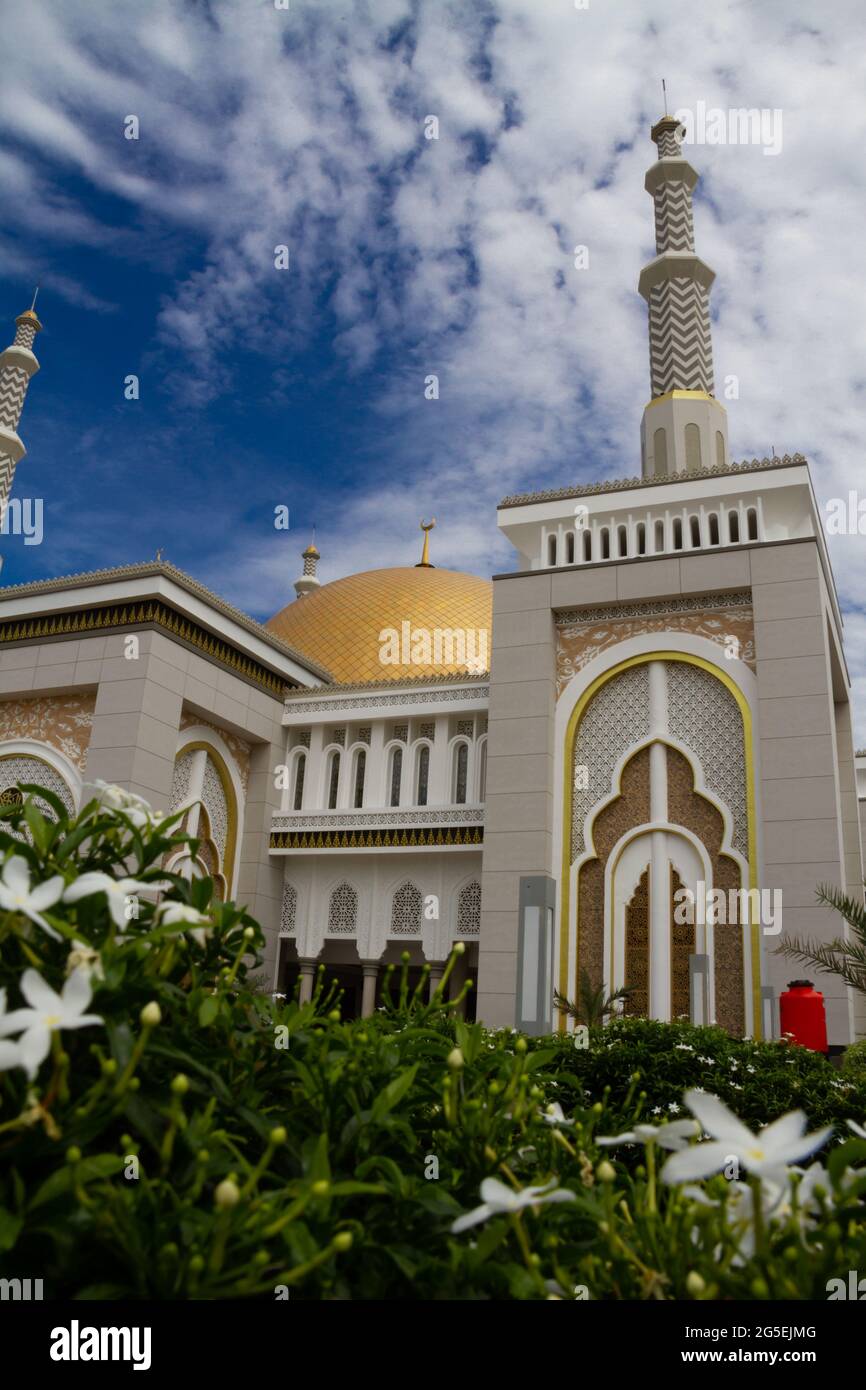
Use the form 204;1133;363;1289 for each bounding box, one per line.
3;0;866;724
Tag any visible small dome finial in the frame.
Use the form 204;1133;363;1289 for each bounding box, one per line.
294;532;321;599
416;517;436;568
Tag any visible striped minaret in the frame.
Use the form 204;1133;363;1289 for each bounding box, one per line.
293;541;321;598
0;300;43;536
638;115;728;478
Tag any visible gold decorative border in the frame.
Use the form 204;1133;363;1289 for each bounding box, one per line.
560;652;761;1038
0;602;287;697
175;740;239;898
270;824;483;851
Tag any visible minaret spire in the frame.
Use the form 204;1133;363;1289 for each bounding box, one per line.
0;299;43;548
638;115;728;478
293;537;321;598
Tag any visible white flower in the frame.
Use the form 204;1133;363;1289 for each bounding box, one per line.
65;940;104;981
451;1177;576;1233
0;968;103;1079
87;781;164;830
157;901;212;946
698;1055;715;1065
668;1102;681;1113
0;855;64;939
847;1119;866;1140
598;1118;700;1152
540;1102;574;1127
651;1105;663;1115
0;990;24;1072
64;872;164;928
661;1091;832;1185
674;1043;694;1052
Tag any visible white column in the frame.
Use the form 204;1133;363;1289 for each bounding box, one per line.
361;961;379;1017
368;722;385;806
429;715;450;804
298;958;317;1005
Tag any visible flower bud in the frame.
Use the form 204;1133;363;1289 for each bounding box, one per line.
596;1160;616;1183
215;1178;241;1209
515;1037;527;1054
140;1001;162;1028
311;1180;330;1198
686;1271;705;1296
270;1126;287;1146
171;1073;190;1095
243;926;255;941
446;1047;464;1070
333;1231;353;1252
189;1254;205;1274
452;942;466;956
66;1146;82;1165
328;1009;341;1022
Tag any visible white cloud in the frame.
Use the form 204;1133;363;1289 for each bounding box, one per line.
5;0;866;728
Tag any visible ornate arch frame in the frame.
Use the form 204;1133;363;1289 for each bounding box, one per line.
0;738;83;811
557;642;762;1037
173;729;243;898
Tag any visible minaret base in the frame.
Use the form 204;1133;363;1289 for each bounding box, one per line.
641;391;728;478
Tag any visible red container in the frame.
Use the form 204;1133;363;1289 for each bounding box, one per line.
780;980;828;1053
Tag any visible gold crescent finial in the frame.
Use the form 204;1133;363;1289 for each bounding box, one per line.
417;517;436;568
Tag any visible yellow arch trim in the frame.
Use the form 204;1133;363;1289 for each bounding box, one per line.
559;652;761;1037
175;741;239;898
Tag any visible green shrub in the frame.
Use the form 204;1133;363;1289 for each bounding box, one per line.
538;1015;866;1140
842;1037;866;1078
1;786;865;1301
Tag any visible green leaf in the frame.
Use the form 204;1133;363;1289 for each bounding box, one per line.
524;1048;557;1071
29;1154;124;1211
0;1207;23;1252
828;1137;866;1184
371;1064;418;1124
199;995;219;1027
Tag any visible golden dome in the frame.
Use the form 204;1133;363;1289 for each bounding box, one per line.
266;566;492;685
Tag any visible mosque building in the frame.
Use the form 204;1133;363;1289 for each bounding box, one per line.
0;115;862;1044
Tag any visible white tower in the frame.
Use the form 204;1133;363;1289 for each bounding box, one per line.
638;115;729;479
0;299;43;548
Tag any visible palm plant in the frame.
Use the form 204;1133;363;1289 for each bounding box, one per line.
774;882;866;998
554;969;636;1027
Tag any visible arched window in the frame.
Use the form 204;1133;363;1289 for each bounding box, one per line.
453;742;469;804
457;880;481;936
582;529;592;562
416;744;430;806
673;518;683;550
389;745;403;807
353;749;366;809
747;507;758;541
729;511;740;543
292;752;306;811
653;427;668;477
715;430;725;468
280;882;297;935
328;881;357;934
600;527;610;559
326;750;340;809
477;738;488;802
655;519;665;552
685;423;702;471
708;513;720;546
617;524;628;557
391;881;422;936
636;522;646;555
547;534;557;567
689;515;701;548
566;531;575;564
